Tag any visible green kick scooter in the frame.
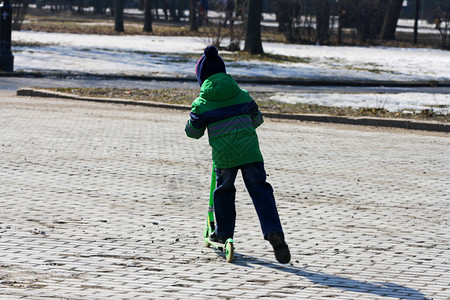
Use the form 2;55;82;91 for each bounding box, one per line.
203;164;235;263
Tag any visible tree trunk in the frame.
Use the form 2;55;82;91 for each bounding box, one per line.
244;0;263;54
413;0;420;44
379;0;403;40
143;0;153;32
114;0;124;32
189;0;198;31
169;0;178;21
93;0;101;14
314;0;330;44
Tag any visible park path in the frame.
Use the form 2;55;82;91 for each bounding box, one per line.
0;91;449;299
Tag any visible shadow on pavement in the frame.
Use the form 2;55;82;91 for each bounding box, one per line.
233;254;430;300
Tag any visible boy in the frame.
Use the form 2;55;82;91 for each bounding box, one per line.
185;46;290;264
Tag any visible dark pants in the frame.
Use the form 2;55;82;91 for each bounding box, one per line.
213;161;284;239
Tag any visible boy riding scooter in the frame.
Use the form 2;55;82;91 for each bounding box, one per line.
185;46;290;264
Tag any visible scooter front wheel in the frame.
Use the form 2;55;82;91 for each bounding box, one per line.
225;240;234;263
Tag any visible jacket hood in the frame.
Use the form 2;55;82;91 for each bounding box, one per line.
199;73;240;102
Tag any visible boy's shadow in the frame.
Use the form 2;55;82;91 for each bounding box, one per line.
231;253;430;300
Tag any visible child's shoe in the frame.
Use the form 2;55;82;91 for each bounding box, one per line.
209;232;229;244
268;232;291;264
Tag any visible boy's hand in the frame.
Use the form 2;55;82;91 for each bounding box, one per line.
252;110;264;128
185;120;205;139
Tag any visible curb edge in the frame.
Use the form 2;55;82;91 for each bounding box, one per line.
16;87;449;133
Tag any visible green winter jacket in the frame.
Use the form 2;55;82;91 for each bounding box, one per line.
185;73;264;169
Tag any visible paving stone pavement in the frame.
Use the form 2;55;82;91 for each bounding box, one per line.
0;91;449;299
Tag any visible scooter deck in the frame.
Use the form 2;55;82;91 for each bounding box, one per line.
204;237;235;262
204;237;234;251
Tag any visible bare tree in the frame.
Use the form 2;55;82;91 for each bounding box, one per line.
244;0;263;54
413;0;420;44
204;0;247;51
114;0;124;32
189;0;198;32
273;0;292;35
338;0;387;43
11;0;29;30
143;0;153;32
93;0;102;14
273;0;315;43
229;0;248;50
204;0;226;48
435;0;449;49
379;0;403;40
314;0;330;44
77;0;86;13
168;0;179;21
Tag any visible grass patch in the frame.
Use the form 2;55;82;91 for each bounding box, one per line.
52;87;199;105
21;8;208;36
46;87;448;123
21;19;207;37
224;52;312;64
12;41;57;48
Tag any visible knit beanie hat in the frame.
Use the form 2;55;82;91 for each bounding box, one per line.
195;46;226;86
